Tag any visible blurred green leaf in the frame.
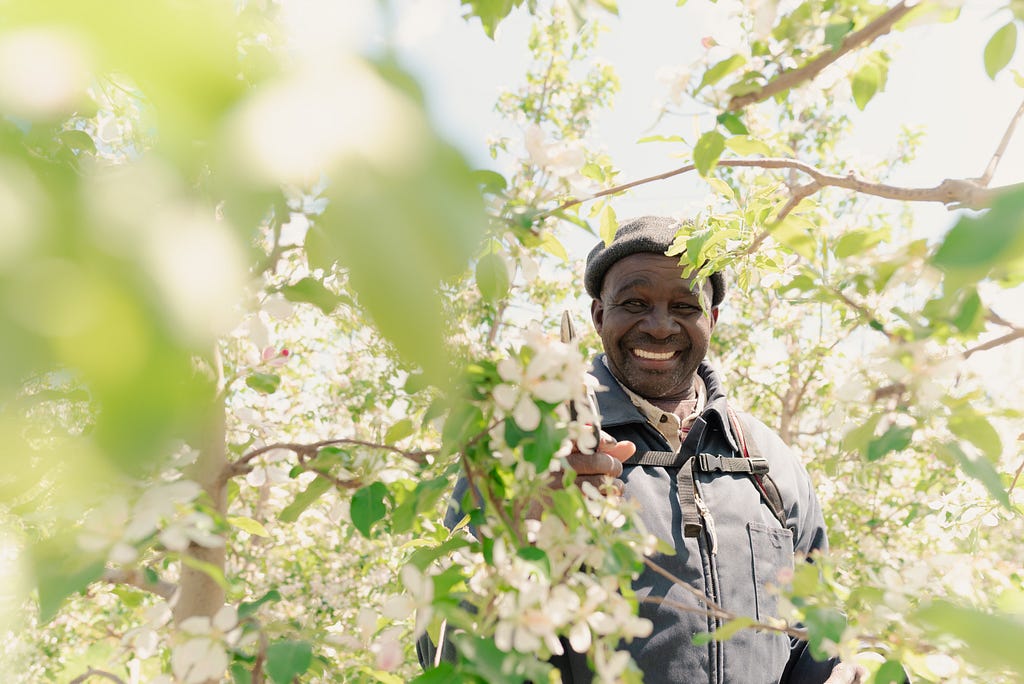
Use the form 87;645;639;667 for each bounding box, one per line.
462;0;521;39
875;660;907;684
698;54;746;91
280;277;345;315
867;425;913;461
984;22;1017;79
278;476;333;523
246;373;281;395
915;600;1024;672
228;516;270;538
351;481;389;538
932;187;1024;283
851;62;882;110
385;418;415;444
716;112;748;135
824;19;854;50
266;640;313;684
694;130;725;177
476;252;511;304
942;442;1011;509
31;540;105;623
600;204;618;246
238;589;282;620
948;409;1003;460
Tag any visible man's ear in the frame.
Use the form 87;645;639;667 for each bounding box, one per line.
710;306;719;330
591;298;604;333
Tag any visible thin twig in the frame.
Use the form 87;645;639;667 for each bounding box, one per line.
639;596;809;640
1009;457;1024;495
979;98;1024;187
963;329;1024;359
227;438;436;479
726;2;915;111
102;567;177;600
68;668;128;684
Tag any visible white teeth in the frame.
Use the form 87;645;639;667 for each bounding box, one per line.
633;348;675;360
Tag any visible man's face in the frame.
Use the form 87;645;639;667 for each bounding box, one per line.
591;253;718;401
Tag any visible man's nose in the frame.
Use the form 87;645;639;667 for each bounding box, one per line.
638;306;680;338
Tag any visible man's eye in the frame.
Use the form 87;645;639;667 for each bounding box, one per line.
673;303;700;313
621;300;646;311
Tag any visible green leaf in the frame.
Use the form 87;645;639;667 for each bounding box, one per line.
951;289;984;332
932;187;1024;282
915;600;1024;672
948;410;1003;459
716;112;748;135
231;663;253;684
599;204;618;246
943;442;1011;509
851;63;882;110
824;19;854;50
875;660;907;684
411;663;457;683
245;372;281;395
265;640;313;684
278;475;333;523
60;129;96;154
803;606;847;660
476;252;511;304
351;481;390;538
461;0;518;39
280;277;343;315
539;232;568;261
471;169;507;194
724;135;771;156
228;516;270;538
698;54;746;91
693;130;726;177
866;424;913;461
385;418;415;444
842;413;882;454
711;616;755;641
834;228;885;258
984;22;1018;79
770;215;816;259
238;589;282;620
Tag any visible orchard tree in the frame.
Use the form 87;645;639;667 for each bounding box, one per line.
0;1;1022;684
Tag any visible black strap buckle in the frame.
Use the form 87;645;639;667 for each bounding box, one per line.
697;453;770;475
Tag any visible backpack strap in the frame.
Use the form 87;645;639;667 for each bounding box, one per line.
726;405;788;529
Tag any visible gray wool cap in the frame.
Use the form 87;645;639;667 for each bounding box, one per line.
584;215;726;306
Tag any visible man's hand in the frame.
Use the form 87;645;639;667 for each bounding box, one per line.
561;431;635;496
823;662;869;684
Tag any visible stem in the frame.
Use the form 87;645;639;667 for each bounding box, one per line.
726;2;915;111
68;669;127;684
227;438;436;480
963;329;1024;359
979;98;1024;187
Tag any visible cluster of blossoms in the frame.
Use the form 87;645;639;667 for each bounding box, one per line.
77;478;222;564
374;329;658;680
491;324;602;449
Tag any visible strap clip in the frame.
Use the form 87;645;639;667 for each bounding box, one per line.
697;453;769;475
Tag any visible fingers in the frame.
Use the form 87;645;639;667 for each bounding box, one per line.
598;432;635;462
565;449;624;478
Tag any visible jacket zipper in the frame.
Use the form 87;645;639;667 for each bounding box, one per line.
695;478;723;684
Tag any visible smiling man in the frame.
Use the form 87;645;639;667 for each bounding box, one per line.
420;216;867;683
559;215;864;683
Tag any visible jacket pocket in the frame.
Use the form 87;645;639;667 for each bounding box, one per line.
747;521;794;621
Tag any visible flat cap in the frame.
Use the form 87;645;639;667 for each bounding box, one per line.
584;215;726;306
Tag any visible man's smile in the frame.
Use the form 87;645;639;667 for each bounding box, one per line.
631;348;677;361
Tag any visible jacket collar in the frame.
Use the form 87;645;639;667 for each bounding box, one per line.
590;355;739;452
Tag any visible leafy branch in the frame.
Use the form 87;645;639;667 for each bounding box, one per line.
725;1;915;112
225;438;436;481
102;567;177;600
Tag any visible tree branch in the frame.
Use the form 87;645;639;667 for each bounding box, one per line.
226;438;436;480
726;2;915;112
963;329;1024;359
545;157;1017;222
102;567;177;600
68;668;127;684
979;97;1024;187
